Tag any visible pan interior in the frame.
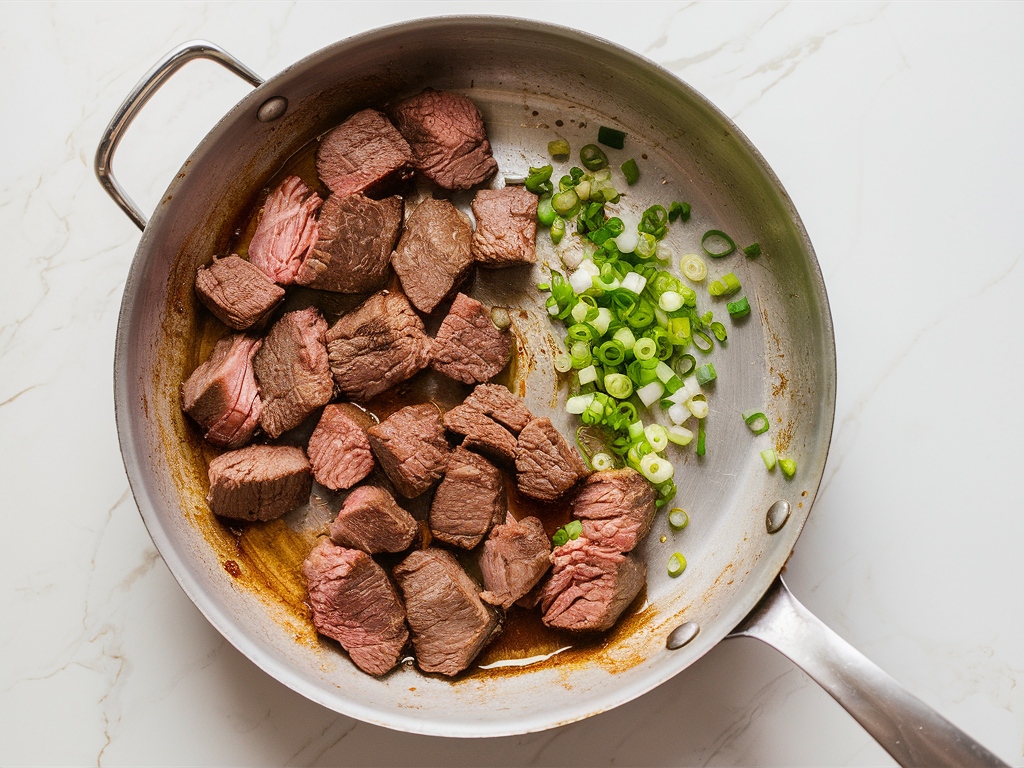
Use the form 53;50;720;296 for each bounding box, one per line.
114;17;835;737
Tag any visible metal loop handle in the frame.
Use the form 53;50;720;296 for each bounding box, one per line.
94;40;263;230
728;576;1008;767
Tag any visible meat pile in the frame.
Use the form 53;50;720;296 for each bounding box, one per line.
180;89;652;679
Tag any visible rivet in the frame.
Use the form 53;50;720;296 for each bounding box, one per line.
666;621;700;650
766;500;791;534
257;96;288;123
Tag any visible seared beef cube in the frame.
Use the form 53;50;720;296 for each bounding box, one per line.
392;198;474;313
429;447;506;550
573;469;656;552
463;383;533;434
307;403;375;491
431;293;512;384
442;404;517;465
194;254;285;330
471;187;537;267
295;193;402;293
315;108;413;198
479;516;551;609
325;290;434;402
515;417;590;501
329;486;417;554
181;333;263;449
367;404;449;498
540;537;645;632
390;89;497;190
393;548;499;676
207;444;311;522
253;308;334;439
248;176;322;284
302;540;409;676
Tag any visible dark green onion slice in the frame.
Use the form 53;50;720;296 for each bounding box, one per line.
696;418;706;456
552;189;580;216
708;272;741;297
548;139;571;157
727;297;751;318
674;354;697;378
695;363;717;385
668;508;689;531
536;193;556;227
621;158;640;185
743;242;761;257
550;216;566;245
668;201;691;223
597;125;626;149
701;229;737;258
667;552;687;578
742;410;769;435
692;330;714;354
779;458;797;478
709;321;727;342
525;164;553;194
580;144;609;171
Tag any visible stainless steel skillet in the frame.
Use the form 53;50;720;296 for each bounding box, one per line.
96;17;1005;766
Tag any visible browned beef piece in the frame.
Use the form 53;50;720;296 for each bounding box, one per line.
515;418;590;501
181;334;263;449
393;548;499;676
315;108;413;199
325;290;434;402
392;198;474;313
207;444;311;521
479;516;551;609
248;176;322;284
471;187;537;267
431;293;512;385
429;447;506;550
302;539;409;676
442;404;517;465
295;193;402;293
389;89;497;190
329;485;417;554
573;469;657;553
540;537;645;632
463;383;533;434
307;403;375;491
194;254;285;330
253;308;334;439
367;404;450;498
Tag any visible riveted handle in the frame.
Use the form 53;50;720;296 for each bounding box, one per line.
94;40;263;230
728;576;1008;767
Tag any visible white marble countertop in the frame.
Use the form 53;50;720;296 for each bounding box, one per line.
2;2;1022;766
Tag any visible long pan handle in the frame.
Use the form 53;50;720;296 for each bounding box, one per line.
728;576;1008;767
95;40;263;230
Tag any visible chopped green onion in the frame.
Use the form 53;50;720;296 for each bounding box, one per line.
708;272;741;297
490;307;511;330
637;380;665;407
604;373;633;399
633;337;657;361
692;330;714;354
702;229;737;258
613;327;636;352
635;232;658;259
640;453;674;483
644;424;669;452
668;201;691;223
658;291;684;312
742;410;769;435
525;164;554;194
743;242;761;258
727;297;751;318
709;321;727;342
668;508;689;531
596;339;626;366
779;458;797;478
621;158;640;185
680;253;707;282
666;425;693;445
536;193;556;227
548;139;570;157
552;528;568;547
598;125;627;149
675;354;697;378
552;189;580;216
667;552;687;577
580;144;609;171
696;418;706;456
552;519;584;548
621;271;647;295
695;363;717;385
578;364;598;385
592;452;615;471
687;394;709;419
761;448;777;470
627;420;646;442
551;216;566;245
553;349;572;373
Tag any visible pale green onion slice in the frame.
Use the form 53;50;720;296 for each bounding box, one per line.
761;449;777;470
592;452;615;471
779;458;797;478
637;381;665;407
621;271;647;295
655;361;676;384
571;301;590;323
604;373;633;399
659;291;684;312
613;326;636;351
590;307;613;336
614;229;640;254
633;337;657;361
668;404;691;426
575;180;592;201
666;425;694;445
687;395;709;419
566;393;595;414
569;268;594;294
578;364;598;385
627;420;646;442
640;453;674;483
667;552;687;578
680;254;707;282
668;508;689;531
657;242;674;261
554;349;572;372
644;424;669;452
635;232;658;259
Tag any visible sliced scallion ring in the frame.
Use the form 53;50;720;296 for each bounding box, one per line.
761;448;777;470
668;508;689;531
680;254;707;282
779;458;797;478
592;452;615;471
701;229;737;258
742;410;770;435
667;552;687;577
692;330;714;354
640;453;674;484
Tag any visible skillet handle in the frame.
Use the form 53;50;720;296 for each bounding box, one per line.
728;576;1007;767
94;40;263;231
